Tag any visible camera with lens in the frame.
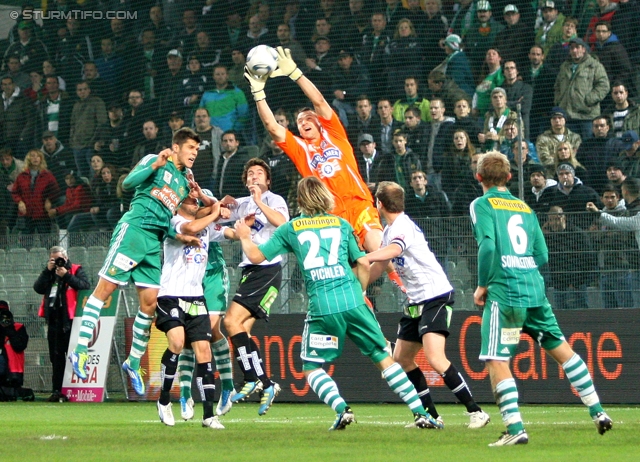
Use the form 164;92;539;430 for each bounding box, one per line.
0;310;12;327
54;257;67;268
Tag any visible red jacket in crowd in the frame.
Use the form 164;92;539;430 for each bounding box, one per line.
55;184;91;216
11;169;60;220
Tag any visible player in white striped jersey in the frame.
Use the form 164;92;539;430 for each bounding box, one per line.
368;181;490;429
154;195;231;429
220;159;290;415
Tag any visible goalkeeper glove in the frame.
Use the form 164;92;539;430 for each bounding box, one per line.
244;67;268;101
270;46;303;81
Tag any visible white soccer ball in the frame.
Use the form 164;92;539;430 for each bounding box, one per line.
246;45;279;77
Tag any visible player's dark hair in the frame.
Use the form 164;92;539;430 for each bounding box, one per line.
601;184;620;197
172;127;201;147
242;157;272;188
622;177;640;198
477;151;510;187
404;106;421;118
376;181;405;213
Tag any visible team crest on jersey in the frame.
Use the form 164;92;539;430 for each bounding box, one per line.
251;218;265;232
179;186;186;197
163;171;172;184
309;145;342;178
170;308;180;318
184;242;207;264
392;256;406;267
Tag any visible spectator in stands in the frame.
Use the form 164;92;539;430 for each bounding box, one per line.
192;107;223;191
611;0;640;66
441;129;476;197
605;158;627;197
42;60;65;91
555;38;610;140
536;107;582;173
592;22;633;94
173;8;200;54
0;76;34;159
448;0;475;37
216;130;251;198
242;14;273;50
452;97;480;135
450;152;483;216
41;131;73;198
135;29;166;101
423;98;455;189
228;47;252;102
545;17;578;73
2;56;30;91
479;87;510;151
473;48;503;116
0;301;29;401
576;116;615;192
495;5;532;71
87;154;106;192
606;82;640;139
387;19;424;101
304;37;337;100
140;5;175;48
340;0;370;46
554;142;587;182
405;169;450;221
11;149;60;235
109;18;136;60
542;205;594;309
94;37;127;94
122;89;153;148
360;13;391;103
464;0;504;77
272;23;307;68
261;139;298;210
384;0;405;32
200;64;248;134
156;49;186;120
523;45;556;140
331;49;369;127
68;164;121;233
69;81;107;178
82;62;113;105
55;18;93;90
46;171;91;229
501;61;533;138
588;184;633;309
33;246;90;402
375;97;403;156
439;34;475;97
130;120;165;167
541;163;601;214
391;130;421;190
164;111;184;146
402;106;429;162
94;102;127;169
188;31;221;72
2;21;48;74
35;75;72;147
618;130;640;178
428;69;466;110
0;148;22;232
422;0;449;74
535;1;565;55
523;163;556;213
306;18;339;55
22;69;45;102
355;133;393;193
585;0;619;48
508;140;540;190
498;116;539;163
393;77;431;123
347;95;380;148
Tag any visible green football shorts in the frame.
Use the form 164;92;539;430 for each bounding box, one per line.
480;296;565;361
301;304;388;370
203;265;230;315
99;222;163;288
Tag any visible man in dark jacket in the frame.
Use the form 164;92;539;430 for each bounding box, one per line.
33;246;90;402
0;76;34;158
592;21;633;94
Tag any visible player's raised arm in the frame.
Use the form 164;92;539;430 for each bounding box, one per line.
245;69;287;143
270;47;333;120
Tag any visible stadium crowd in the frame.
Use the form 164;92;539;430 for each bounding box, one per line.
1;0;640;308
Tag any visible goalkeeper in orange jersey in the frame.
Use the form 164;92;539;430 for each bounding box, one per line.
246;46;406;295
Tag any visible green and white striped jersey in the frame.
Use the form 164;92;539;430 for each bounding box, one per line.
259;214;366;316
121;155;190;237
470;187;547;307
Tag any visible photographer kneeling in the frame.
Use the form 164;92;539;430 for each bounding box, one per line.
0;301;29;401
34;246;90;402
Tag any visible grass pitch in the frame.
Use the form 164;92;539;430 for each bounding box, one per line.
4;401;638;462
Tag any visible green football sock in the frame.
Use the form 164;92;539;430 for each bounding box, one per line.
495;378;525;435
562;353;604;417
307;368;347;413
179;348;195;400
76;295;104;353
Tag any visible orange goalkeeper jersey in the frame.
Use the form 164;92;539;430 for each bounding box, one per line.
276;111;373;218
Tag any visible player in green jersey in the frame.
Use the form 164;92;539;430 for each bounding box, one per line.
471;151;612;446
234;177;442;430
69;128;205;395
